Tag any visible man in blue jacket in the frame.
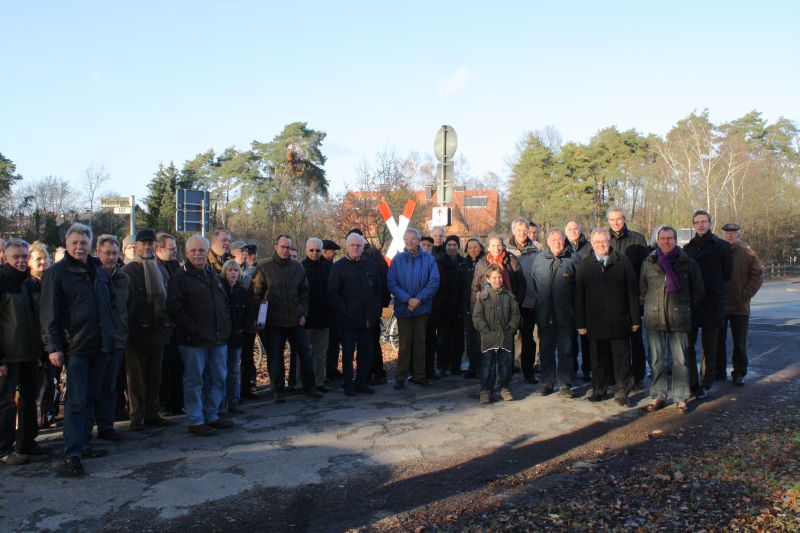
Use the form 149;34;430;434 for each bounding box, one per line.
388;228;440;389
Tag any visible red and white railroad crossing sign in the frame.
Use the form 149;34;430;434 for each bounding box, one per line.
377;199;416;265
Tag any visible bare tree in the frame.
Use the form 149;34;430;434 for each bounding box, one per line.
83;162;110;217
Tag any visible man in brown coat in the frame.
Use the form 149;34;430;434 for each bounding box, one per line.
716;223;763;386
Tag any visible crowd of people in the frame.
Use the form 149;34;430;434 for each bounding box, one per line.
0;206;764;476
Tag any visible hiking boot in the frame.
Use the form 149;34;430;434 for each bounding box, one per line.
499;389;514;401
207;419;234;429
189;424;216;437
479;391;490;405
58;456;84;476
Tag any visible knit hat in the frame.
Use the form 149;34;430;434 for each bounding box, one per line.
445;234;461;247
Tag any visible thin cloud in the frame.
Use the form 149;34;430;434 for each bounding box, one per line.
437;66;470;99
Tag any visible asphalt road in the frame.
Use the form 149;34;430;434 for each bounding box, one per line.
1;278;798;532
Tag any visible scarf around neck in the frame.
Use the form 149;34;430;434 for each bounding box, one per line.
486;251;512;291
656;247;681;293
132;255;168;317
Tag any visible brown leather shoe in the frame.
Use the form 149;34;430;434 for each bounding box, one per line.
188;424;216;437
646;399;665;412
676;401;689;414
207;418;234;429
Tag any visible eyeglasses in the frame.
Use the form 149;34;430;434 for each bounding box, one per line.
308;249;321;252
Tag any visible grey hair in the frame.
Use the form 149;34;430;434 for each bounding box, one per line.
5;237;29;250
589;227;611;241
430;226;445;235
546;228;566;240
306;237;323;249
487;233;505;246
96;234;120;249
404;227;421;239
510;217;530;231
565;220;583;231
606;206;626;220
345;233;365;246
65;222;93;244
185;234;210;252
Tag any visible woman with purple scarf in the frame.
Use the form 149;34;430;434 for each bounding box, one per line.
639;226;705;414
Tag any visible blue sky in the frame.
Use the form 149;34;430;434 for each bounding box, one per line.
2;1;798;202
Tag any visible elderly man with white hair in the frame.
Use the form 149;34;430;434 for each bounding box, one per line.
41;223;117;475
328;233;384;395
167;234;233;437
302;237;333;392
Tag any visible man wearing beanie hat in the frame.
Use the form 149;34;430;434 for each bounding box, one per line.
434;235;468;375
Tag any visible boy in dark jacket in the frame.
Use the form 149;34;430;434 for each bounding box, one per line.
472;265;521;404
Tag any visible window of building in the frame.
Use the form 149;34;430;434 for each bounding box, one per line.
464;195;488;208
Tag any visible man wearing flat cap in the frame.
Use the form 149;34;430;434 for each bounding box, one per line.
717;223;763;386
122;229;172;430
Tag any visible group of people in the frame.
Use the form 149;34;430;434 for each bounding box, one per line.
0;205;763;477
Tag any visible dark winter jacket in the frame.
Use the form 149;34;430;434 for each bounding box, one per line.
506;236;539;258
167;262;231;346
108;266;132;351
40;254;117;357
683;232;733;328
609;225;649;281
301;257;333;329
462;252;486;314
532;247;577;328
516;249;539;309
568;234;591;259
249;254;309;328
328;255;383;329
725;243;763;316
157;258;181;280
388;249;440;318
472;287;520;352
363;243;391;307
433;253;468;318
122;261;171;348
0;265;43;365
640;249;705;332
575;250;640;339
470;254;525;306
223;277;249;348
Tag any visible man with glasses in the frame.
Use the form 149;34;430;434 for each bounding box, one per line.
250;235;322;403
301;238;333;393
683;210;733;400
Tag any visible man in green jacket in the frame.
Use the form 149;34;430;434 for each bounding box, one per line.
0;239;50;465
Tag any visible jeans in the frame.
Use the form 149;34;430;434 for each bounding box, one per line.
717;315;749;378
306;328;329;387
648;330;691;403
226;346;242;402
396;314;429;382
463;314;481;374
539;324;574;389
688;325;719;391
64;353;109;458
340;326;373;386
91;350;124;433
179;345;227;426
0;361;39;454
479;349;512;392
261;326;315;391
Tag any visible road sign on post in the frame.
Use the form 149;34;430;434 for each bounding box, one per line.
433;125;457;207
102;196;136;236
176;189;211;236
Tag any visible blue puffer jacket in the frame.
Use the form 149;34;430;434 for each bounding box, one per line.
388;250;440;318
